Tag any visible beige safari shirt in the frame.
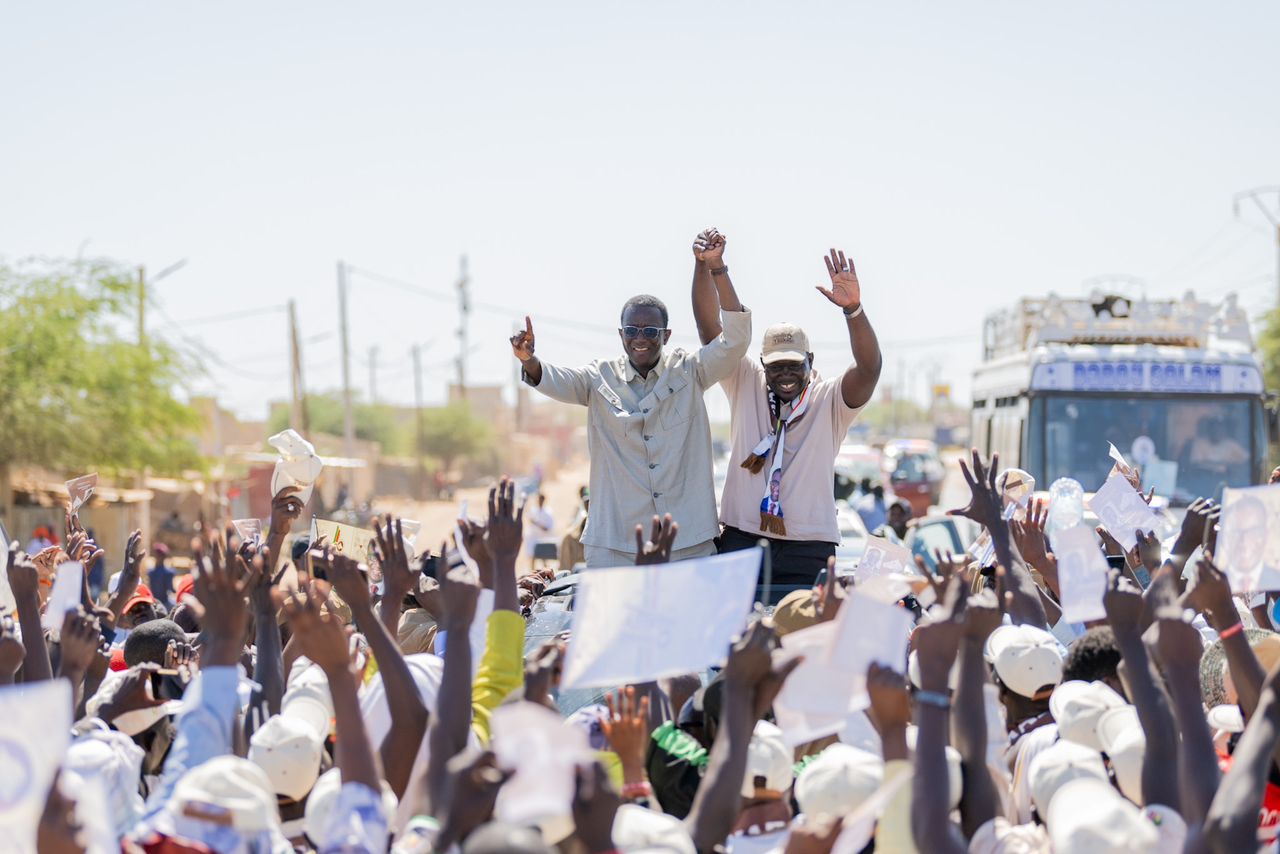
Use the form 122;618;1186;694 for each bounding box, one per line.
525;308;751;552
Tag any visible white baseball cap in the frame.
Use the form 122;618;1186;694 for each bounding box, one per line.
985;624;1064;699
304;768;398;845
281;681;334;743
170;755;281;833
794;744;884;820
612;803;695;854
1050;680;1126;751
1028;740;1108;818
1206;703;1244;734
742;720;793;798
1046;778;1159;853
1096;705;1146;806
249;715;325;801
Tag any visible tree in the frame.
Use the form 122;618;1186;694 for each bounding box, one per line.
267;394;403;454
419;403;492;474
0;258;201;514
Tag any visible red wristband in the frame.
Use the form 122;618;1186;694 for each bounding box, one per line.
1219;621;1244;640
621;781;652;799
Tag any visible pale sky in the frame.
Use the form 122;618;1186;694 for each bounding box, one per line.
3;1;1278;423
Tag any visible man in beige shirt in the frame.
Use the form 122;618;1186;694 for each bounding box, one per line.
510;266;750;568
691;233;882;587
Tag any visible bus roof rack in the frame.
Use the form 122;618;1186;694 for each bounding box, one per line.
982;291;1253;361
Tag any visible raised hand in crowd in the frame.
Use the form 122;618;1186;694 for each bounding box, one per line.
374;513;415;637
192;537;252;667
317;539;427;799
1010;497;1059;596
523;638;564;709
634;513;678;566
104;529;146;628
434;750;511;852
265;485;306;572
692;227;726;264
56;607;101;697
686;619;800;852
281;582;382;793
94;663;166;726
816;555;847;622
866;662;910;760
815;247;862;309
1182;555;1269;724
8;542;52;682
484;476;523;612
602;686;652;792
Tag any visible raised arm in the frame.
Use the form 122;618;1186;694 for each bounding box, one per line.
7;544;53;683
1202;661;1280;853
690;228;743;346
323;543;427;801
954;590;1002;838
815;248;882;409
1103;571;1181;812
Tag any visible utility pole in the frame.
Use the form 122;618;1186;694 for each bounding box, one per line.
412;345;426;499
137;265;146;347
288;299;309;437
337;260;356;476
455;255;470;400
1233;187;1280;305
368;346;379;405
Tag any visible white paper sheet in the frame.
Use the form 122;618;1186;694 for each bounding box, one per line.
830;766;914;854
1217;485;1280;592
310;518;377;565
773;622;863;745
561;549;759;689
1088;474;1161;552
42;561;83;631
492;701;592;826
826;590;913;678
1048;525;1110;623
0;680;73;851
855;537;914;583
232;518;262;547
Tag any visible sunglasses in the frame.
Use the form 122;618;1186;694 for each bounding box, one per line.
621;325;666;340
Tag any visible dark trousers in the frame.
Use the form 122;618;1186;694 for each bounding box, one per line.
717;526;836;590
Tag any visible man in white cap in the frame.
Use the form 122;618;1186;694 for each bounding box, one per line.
692;233;882;586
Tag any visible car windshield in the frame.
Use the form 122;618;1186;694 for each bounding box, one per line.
1039;395;1256;503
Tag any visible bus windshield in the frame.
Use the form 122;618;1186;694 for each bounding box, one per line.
1038;394;1257;503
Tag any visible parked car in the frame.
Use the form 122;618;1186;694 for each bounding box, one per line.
905;514;980;571
883;439;946;517
834;442;882;501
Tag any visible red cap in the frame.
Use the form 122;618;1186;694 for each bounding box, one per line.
123;583;158;615
173;574;196;603
109;647;127;671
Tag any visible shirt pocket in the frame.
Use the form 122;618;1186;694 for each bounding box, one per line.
594;382;635;433
657;374;693;430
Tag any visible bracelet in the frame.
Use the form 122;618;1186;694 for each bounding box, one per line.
710;265;729;276
916;689;952;710
843;303;864;319
621;781;652;799
1219;621;1244;639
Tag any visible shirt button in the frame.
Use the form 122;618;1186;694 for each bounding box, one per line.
642;408;650;413
649;463;657;469
653;492;660;498
643;435;651;441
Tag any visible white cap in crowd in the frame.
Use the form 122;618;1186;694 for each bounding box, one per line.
1028;740;1108;819
985;625;1064;699
305;768;399;845
1096;705;1147;806
64;730;147;837
611;803;696;854
905;725;964;811
1046;778;1164;853
1050;680;1126;751
741;721;793;799
167;755;283;835
85;668;174;736
794;744;884;819
249;714;325;801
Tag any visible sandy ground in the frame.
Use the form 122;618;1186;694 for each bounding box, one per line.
375;461;590;575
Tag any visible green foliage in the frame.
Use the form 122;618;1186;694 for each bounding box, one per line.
268;393;403;454
0;258;201;475
420;403;492;470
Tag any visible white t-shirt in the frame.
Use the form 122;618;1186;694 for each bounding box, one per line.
720;360;862;543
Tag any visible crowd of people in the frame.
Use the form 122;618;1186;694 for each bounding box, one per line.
5;228;1280;853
